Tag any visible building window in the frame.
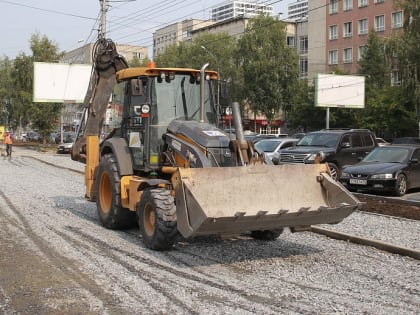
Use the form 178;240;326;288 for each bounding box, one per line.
358;19;368;35
391;71;401;86
300;57;308;78
343;48;353;63
329;50;338;65
358;45;367;60
329;25;338;40
374;0;384;3
343;22;353;38
330;0;338;14
375;15;385;32
359;0;368;7
344;0;353;11
287;36;296;48
392;11;403;29
299;36;308;54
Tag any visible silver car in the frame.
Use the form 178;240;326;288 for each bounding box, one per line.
254;138;299;162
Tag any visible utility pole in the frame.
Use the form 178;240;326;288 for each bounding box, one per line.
99;0;107;39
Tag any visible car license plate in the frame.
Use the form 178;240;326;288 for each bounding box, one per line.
350;178;367;185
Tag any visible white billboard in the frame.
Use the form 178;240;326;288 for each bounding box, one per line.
315;74;365;109
33;62;92;103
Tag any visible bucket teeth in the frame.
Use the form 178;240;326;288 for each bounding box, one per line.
234;212;246;220
277;209;289;216
297;207;311;216
256;210;268;218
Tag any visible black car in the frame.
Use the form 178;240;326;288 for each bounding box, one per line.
392;137;420;145
277;129;377;180
340;145;420;196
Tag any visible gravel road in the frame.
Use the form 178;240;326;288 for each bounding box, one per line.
0;147;419;314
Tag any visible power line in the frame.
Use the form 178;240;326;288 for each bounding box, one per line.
0;0;97;21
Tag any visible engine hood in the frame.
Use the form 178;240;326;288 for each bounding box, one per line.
283;146;336;154
167;119;231;148
343;162;405;174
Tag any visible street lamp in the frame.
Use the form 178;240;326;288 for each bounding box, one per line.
200;46;220;108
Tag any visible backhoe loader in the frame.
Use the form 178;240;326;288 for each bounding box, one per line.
72;38;360;250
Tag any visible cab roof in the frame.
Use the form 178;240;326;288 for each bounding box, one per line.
116;67;219;81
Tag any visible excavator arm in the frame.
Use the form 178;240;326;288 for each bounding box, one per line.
71;38;128;162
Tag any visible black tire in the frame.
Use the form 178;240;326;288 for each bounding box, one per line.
394;174;407;197
138;188;178;250
328;163;340;181
96;154;136;229
250;229;283;241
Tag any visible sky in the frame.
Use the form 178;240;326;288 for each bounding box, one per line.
0;0;294;59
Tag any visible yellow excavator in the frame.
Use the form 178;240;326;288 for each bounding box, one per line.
72;38;360;250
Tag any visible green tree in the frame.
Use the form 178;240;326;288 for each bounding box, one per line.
286;80;325;132
155;32;239;108
357;31;412;137
395;0;420;136
29;33;65;143
236;15;300;127
10;53;33;134
0;57;14;127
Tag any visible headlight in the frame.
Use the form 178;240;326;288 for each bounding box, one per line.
341;172;350;178
370;173;393;179
307;151;326;162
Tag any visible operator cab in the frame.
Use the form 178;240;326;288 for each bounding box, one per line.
110;67;219;172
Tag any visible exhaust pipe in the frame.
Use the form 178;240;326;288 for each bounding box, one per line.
199;63;210;123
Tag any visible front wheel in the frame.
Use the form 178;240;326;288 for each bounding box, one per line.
394;174;407;196
328;163;340;181
250;229;283;240
96;154;136;229
138;188;178;250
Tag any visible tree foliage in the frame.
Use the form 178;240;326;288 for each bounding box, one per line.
0;32;64;142
236;15;300;123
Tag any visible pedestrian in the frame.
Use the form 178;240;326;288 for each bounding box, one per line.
4;131;12;159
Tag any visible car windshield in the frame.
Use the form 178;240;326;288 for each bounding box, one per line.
363;147;410;163
297;133;339;147
255;140;281;152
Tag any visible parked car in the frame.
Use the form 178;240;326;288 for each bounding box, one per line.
56;141;73;154
254;137;299;161
376;137;389;146
291;132;306;140
55;131;76;144
26;131;41;142
340;145;420;196
277;129;377;180
392;137;420;145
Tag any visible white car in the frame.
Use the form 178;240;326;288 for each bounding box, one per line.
254;138;299;161
57;142;73;154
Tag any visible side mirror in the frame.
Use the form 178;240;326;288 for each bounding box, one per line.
131;78;143;96
410;158;419;164
341;142;351;148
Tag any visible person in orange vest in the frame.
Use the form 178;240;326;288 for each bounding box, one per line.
4;131;12;159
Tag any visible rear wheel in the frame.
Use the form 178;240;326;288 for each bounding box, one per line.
394;174;407;196
96;154;136;229
138;188;178;250
250;229;283;240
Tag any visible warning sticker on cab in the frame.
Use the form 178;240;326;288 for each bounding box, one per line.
203;130;225;137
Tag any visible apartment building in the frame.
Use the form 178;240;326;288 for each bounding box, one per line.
62;43;148;64
153;19;214;56
325;0;404;74
211;0;273;22
288;0;309;21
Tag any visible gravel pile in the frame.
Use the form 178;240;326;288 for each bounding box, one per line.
0;146;418;314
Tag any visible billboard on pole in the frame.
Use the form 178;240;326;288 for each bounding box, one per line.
315;74;365;109
33;62;92;103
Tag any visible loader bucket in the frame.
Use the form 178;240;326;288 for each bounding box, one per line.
172;163;360;238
